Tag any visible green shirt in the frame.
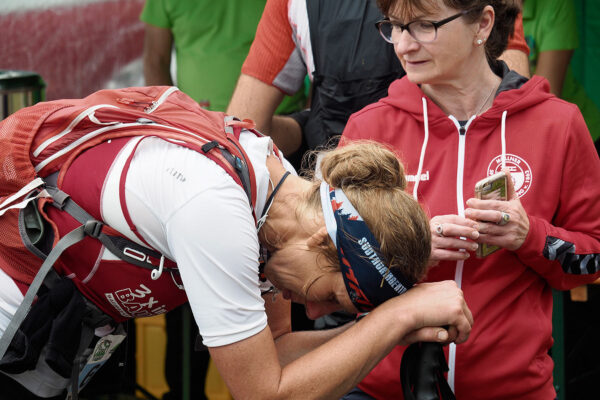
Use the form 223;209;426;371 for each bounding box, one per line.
141;0;305;113
524;0;600;141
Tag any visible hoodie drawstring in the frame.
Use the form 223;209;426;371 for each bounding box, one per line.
412;97;430;200
501;110;507;169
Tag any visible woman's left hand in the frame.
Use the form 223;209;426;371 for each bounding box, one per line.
464;170;530;251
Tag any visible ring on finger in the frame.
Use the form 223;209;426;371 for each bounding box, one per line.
497;212;510;226
434;223;445;237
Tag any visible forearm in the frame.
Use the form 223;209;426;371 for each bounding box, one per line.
276;313;402;399
269;115;303;156
535;50;574;96
144;61;173;86
499;49;530;78
143;24;174;86
274;322;354;366
209;281;470;400
516;215;600;290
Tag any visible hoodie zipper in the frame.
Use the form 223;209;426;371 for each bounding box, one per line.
446;115;475;391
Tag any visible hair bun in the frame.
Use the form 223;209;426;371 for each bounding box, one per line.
320;141;407;190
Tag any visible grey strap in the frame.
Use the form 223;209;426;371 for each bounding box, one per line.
0;225;86;360
47;186;166;271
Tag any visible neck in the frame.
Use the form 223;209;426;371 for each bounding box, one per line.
421;63;501;120
259;155;312;249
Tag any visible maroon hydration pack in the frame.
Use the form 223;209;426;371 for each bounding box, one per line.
0;87;259;363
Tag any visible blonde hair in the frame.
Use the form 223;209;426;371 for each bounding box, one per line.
300;141;431;283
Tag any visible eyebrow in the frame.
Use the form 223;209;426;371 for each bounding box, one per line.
388;12;428;23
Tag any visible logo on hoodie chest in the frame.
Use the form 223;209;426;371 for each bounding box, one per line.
487;154;532;198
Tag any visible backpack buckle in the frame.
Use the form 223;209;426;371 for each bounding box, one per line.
83;220;103;238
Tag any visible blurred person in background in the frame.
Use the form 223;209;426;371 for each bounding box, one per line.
522;0;600;149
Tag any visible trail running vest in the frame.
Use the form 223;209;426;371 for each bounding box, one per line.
0;86;258;322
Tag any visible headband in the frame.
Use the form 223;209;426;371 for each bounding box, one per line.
319;182;414;312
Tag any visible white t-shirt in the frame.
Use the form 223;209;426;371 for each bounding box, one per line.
0;130;295;395
103;130;295;347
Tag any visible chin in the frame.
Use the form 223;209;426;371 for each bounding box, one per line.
403;65;429;83
405;72;429;85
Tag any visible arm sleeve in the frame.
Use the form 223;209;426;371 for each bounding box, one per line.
536;0;579;52
165;182;267;347
140;0;171;28
241;0;306;94
506;13;530;55
515;104;600;289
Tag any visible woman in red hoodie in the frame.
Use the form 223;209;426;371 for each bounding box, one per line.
341;0;600;399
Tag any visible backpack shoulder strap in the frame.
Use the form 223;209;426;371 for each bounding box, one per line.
0;224;86;360
0;183;172;361
45;185;168;274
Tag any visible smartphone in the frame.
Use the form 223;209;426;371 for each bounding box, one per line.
474;171;507;257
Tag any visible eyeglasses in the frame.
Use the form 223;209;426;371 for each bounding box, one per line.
375;9;473;44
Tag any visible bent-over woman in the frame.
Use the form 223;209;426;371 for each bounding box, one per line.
0;89;472;400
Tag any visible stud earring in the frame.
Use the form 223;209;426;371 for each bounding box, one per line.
476;39;483;45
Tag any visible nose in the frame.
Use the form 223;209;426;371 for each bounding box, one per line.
394;29;419;56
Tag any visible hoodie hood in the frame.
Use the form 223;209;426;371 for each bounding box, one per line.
381;62;552;124
379;62;554;200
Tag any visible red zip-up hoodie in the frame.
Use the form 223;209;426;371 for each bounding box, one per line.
342;67;600;400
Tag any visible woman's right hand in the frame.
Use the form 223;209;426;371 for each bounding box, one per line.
394;281;473;346
429;215;480;266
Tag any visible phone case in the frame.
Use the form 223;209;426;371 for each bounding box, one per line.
474;172;507;257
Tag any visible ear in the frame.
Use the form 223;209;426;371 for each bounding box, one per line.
307;226;331;248
476;5;495;40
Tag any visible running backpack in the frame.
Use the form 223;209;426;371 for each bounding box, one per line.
0;86;260;355
0;85;257;286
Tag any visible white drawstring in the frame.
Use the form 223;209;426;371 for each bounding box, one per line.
501;110;508;169
413;97;430;200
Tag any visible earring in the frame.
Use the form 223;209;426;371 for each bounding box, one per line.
476;39;483;45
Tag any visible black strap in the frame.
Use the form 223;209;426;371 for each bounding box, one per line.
69;324;95;400
257;171;291;232
45;185;172;272
261;171;291;220
306;0;321;78
220;141;254;208
401;342;457;400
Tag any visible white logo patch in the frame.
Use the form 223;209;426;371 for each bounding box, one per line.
406;170;430;182
487;154;532;198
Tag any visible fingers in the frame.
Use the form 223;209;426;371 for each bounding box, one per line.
405;281;473;344
402;327;451;345
402;325;467;347
431;214;479;229
430;248;472;263
503;168;517;200
464;207;509;225
432;222;480;240
432;236;479;252
464;200;530;251
429;215;479;263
